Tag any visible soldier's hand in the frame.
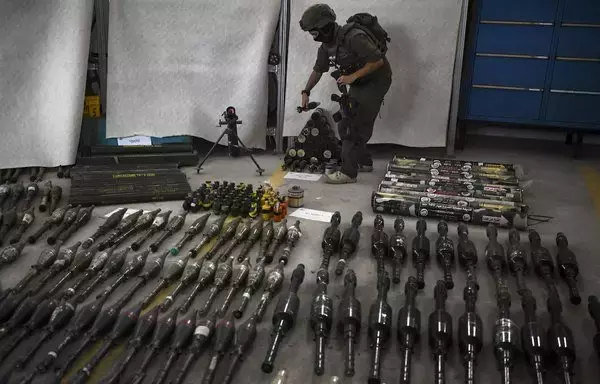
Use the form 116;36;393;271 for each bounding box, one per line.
337;74;357;85
301;93;309;109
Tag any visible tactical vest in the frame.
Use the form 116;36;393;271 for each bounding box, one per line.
322;28;367;76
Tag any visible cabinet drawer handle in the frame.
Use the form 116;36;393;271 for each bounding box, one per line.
481;20;553;26
551;89;600;95
473;84;542;92
476;53;548;59
561;23;600;28
556;57;600;62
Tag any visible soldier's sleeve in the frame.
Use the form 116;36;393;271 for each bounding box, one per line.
313;45;330;73
350;32;383;63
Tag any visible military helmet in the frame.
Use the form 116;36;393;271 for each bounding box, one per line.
299;4;336;31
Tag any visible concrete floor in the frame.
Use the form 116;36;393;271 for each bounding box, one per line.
1;140;600;384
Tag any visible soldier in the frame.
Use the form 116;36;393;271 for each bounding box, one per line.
300;4;392;184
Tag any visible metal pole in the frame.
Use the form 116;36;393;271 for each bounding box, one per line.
275;0;290;154
94;0;109;116
446;0;469;156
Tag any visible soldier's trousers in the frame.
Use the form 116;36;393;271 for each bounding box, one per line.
338;73;392;178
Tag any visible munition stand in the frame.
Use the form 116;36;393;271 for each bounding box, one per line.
197;107;265;176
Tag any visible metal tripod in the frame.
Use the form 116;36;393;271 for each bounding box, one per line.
196;107;265;175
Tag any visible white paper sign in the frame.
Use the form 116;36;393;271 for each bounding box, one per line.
284;172;322;181
289;208;333;223
117;135;152;146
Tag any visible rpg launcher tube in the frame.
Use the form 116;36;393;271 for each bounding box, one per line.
170;212;211;256
555;233;581;305
13;297;79;370
0;208;18;246
521;289;547;384
27;204;70;244
200;313;236;384
0;297;58;363
12;241;62;294
397;276;420;384
429;281;453;384
0;240;26;270
336;212;362;276
261;264;305;373
236;217;263;262
36;295;109;373
130;308;179;384
131;210;172;251
367;272;392;384
62;246;116;300
270;370;289;384
152;309;197;384
9;206;35;244
389;217;408;284
70;302;143;384
75;248;130;303
320;212;341;272
371;215;389;279
457;223;479;289
204;217;242;260
160;257;204;312
97;250;149;299
23;182;38;210
97;209;144;251
588;296;600;361
82;207;128;249
310;270;333;376
170;312;216;384
338;269;361;377
38;180;52;212
53;301;126;380
488;248;519;384
187;214;227;258
218;218;252;261
507;229;528;295
233;260;265;318
412;218;430;289
217;258;250;317
109;208;161;249
48;185;63;214
45;245;99;298
100;307;160;384
264;218;288;264
199;257;233;316
257;219;275;263
149;210;186;253
178;258;217;313
547;291;576;384
222;314;258;384
436;221;455;289
28;242;81;296
278;220;302;266
55;205;95;244
44;205;80;245
459;279;483;384
253;261;285;322
141;255;189;309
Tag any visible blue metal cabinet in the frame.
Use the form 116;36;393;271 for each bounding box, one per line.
460;0;600;133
